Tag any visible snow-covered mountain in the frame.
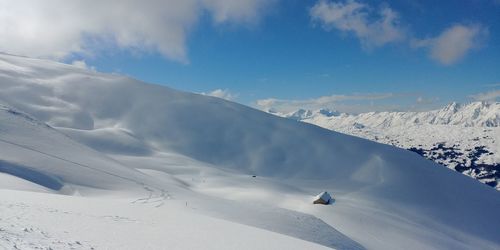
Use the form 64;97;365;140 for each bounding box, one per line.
272;102;500;190
1;53;499;249
277;101;499;127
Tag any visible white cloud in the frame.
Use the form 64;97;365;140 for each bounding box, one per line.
412;24;488;65
202;0;275;24
416;96;430;104
470;90;500;102
201;89;238;101
310;0;405;49
0;0;272;62
415;96;439;105
256;93;399;113
256;92;446;113
71;60;95;71
310;1;488;65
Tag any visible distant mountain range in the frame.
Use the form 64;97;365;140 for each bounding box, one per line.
1;53;500;249
270;102;500;190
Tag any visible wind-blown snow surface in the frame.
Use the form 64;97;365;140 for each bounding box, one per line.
274;103;500;189
0;53;499;249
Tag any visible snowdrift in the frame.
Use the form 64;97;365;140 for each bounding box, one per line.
0;53;499;249
0;105;169;195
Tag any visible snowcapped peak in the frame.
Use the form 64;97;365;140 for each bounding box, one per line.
317;108;341;117
1;51;500;250
442;101;495;113
277;101;499;128
283;108;342;121
438;101;500;127
286;109;314;121
442;102;460;112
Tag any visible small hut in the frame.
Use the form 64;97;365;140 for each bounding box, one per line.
313;191;331;205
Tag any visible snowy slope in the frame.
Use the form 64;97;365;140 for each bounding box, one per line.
0;105;172;195
274;103;500;189
0;97;351;250
0;190;332;250
0;53;499;249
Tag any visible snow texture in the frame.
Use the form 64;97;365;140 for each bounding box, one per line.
0;53;499;249
274;103;500;189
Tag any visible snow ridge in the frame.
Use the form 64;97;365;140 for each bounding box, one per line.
278;101;499;128
274;102;500;189
1;53;500;249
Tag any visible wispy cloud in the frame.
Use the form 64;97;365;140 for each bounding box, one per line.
484;83;500;87
201;89;238;101
71;60;95;71
202;0;276;24
412;24;488;65
310;1;488;65
0;0;274;62
416;96;439;105
310;0;406;49
255;93;414;113
470;90;500;102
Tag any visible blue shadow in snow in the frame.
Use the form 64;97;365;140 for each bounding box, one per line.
0;160;63;190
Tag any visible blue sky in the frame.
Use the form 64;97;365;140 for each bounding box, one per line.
1;0;499;113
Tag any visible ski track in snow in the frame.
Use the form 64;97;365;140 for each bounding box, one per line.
0;53;499;250
0;202;94;250
131;185;170;208
0;191;333;250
